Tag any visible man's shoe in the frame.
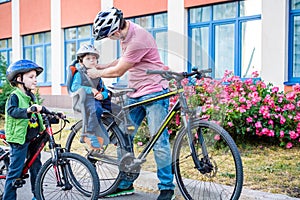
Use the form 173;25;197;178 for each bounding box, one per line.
105;185;134;197
157;190;175;200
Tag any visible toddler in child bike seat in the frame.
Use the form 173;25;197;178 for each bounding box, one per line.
69;44;111;150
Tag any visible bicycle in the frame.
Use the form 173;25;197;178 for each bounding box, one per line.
65;67;244;199
0;106;100;200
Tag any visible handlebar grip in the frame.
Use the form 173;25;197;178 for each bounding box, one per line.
30;106;37;112
146;70;163;75
201;69;212;73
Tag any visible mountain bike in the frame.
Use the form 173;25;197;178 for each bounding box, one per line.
0;106;100;200
65;67;244;199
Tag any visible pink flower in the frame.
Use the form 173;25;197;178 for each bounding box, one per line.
214;134;221;141
286;142;293;149
168;130;172;134
280;131;285;138
255;121;262;128
292;83;300;93
272;86;279;93
227;122;233;127
252;71;259;78
176;114;180;125
289;131;299;140
286;91;296;101
137;142;143;146
246;117;253;123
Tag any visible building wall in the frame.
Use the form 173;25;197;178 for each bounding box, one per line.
20;0;51;35
0;0;292;108
0;2;11;38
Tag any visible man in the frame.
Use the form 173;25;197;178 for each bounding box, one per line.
88;7;175;200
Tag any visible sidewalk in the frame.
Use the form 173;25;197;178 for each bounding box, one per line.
49;107;300;200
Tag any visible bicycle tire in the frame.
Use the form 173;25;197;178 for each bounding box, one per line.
65;117;128;197
173;119;243;200
35;152;100;200
0;147;9;199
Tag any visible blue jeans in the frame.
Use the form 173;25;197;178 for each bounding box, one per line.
118;89;175;191
3;142;42;200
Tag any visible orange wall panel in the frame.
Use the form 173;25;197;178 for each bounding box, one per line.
61;0;101;28
0;2;12;39
38;86;51;95
185;0;232;8
20;0;51;35
114;0;167;17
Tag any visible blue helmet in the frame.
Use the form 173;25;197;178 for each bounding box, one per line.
6;59;43;83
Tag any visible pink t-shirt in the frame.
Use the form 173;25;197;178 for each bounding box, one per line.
121;21;168;98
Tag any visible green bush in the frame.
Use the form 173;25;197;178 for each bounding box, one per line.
0;56;13;114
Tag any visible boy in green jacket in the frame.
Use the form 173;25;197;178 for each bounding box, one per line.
3;59;45;200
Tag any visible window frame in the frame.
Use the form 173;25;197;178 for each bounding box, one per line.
287;0;300;84
63;25;94;83
0;38;12;66
22;32;51;86
188;1;261;78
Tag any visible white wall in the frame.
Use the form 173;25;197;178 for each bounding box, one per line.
11;0;21;62
261;0;288;90
167;0;187;72
51;0;63;95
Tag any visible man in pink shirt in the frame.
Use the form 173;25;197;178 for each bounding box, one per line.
88;7;175;200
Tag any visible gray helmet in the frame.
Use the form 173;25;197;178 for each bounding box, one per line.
92;7;123;40
76;44;100;59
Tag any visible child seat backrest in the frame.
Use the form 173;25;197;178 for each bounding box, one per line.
66;62;86;113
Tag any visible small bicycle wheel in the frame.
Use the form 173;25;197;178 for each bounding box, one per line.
173;119;243;200
35;152;100;200
0;147;9;199
65;117;128;197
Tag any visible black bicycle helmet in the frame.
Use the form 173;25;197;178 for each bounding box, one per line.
6;59;43;84
92;7;123;40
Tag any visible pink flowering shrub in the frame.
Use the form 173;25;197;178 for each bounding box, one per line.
168;70;300;148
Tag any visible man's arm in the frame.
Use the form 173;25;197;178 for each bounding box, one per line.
88;57;134;78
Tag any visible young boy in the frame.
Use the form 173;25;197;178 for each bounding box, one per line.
71;44;111;149
3;59;45;200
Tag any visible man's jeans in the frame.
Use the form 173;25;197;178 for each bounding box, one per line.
118;89;175;191
3;142;42;200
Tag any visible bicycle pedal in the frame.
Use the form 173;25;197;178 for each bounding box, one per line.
12;178;26;188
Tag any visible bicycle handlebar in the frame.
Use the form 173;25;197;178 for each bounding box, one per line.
30;106;66;120
146;68;212;81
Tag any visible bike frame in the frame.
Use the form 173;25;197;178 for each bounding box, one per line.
115;87;200;162
0;115;62;182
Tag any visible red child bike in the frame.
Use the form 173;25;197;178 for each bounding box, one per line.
0;106;100;200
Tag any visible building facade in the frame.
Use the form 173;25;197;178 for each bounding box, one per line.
0;0;299;108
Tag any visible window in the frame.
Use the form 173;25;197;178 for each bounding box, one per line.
0;0;10;4
188;0;261;79
23;32;51;85
0;38;12;66
288;0;300;83
64;25;94;82
127;13;168;65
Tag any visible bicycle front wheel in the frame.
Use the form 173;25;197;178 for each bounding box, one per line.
35;152;100;200
173;119;243;200
65;118;128;197
0;147;9;199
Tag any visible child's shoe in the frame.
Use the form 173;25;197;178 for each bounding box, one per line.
80;133;104;150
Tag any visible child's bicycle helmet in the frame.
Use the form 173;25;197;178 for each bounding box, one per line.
92;7;123;40
6;59;43;86
76;44;100;61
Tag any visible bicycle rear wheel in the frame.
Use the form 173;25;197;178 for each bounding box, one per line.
35;152;100;200
65;117;128;197
173;119;243;200
0;147;9;199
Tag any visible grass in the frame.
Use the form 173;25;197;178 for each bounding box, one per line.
0;114;299;198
